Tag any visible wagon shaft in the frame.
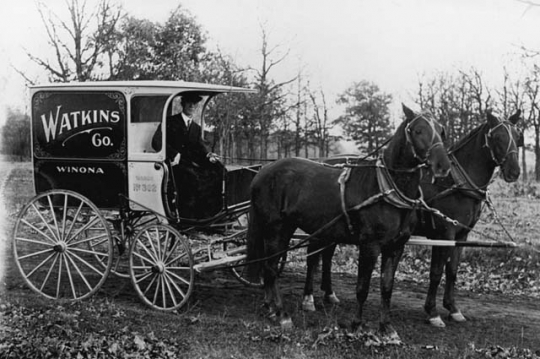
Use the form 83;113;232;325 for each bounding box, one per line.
194;253;247;272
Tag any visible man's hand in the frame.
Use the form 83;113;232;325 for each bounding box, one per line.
207;152;220;163
171;153;181;166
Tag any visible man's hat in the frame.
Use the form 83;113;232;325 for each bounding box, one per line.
181;93;202;104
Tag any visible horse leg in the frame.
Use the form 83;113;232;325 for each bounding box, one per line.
321;244;340;305
443;246;466;323
262;226;296;330
352;244;380;331
302;241;319;311
424;246;451;328
378;245;404;339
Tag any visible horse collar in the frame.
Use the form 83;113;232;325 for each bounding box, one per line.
449;154;487;200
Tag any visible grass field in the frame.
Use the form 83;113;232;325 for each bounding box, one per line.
1;162;540;358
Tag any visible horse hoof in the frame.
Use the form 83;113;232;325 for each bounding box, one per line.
302;302;316;312
324;292;340;304
302;296;316;312
382;328;401;344
427;316;446;328
280;317;294;331
449;311;466;323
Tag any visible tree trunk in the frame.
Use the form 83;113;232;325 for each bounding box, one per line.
521;145;528;182
535;125;540;181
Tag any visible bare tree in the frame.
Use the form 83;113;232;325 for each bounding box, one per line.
22;0;122;82
249;24;296;159
416;68;494;147
307;87;331;157
497;68;529;180
523;72;540;180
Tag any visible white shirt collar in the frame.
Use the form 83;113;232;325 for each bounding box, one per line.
181;113;192;127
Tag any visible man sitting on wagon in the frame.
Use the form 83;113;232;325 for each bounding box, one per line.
152;93;225;219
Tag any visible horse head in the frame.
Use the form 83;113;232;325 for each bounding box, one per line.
485;109;522;182
402;104;450;178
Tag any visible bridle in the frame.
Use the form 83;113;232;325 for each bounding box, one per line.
484;121;518;166
405;113;445;163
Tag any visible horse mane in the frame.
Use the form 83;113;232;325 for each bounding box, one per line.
448;123;488;154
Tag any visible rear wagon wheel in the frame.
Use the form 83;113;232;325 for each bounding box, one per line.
12;190;113;301
226;213;286;288
129;224;194;311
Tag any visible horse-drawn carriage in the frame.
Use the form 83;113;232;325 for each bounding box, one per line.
13;81;261;311
13;80;524;337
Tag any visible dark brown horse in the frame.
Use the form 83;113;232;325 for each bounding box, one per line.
246;105;451;338
417;109;522;327
302;110;522;329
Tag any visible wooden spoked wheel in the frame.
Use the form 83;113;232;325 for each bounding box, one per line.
224;229;263;288
129;224;194;311
12;190;113;301
104;212;159;278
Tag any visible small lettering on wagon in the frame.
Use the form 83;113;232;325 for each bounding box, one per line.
132;183;157;192
56;166;105;174
135;175;153;181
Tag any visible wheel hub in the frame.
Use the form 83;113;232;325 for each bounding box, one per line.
53;241;67;253
152;261;165;274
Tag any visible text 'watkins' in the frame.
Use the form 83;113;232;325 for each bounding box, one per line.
41;105;120;143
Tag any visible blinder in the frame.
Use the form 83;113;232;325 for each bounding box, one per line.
484;121;519;166
405;113;445;163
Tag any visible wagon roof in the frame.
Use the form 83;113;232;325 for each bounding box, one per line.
30;80;256;94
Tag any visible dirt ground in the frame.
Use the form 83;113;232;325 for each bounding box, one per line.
2;160;539;354
91;264;540;350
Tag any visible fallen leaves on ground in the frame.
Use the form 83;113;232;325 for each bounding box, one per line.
0;303;183;359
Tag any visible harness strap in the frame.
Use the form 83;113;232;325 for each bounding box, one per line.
338;157;424;236
425;154;486;204
449;154;487;200
376;157;423;209
338;167;354;233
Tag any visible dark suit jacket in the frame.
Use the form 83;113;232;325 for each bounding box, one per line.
152;114;209;166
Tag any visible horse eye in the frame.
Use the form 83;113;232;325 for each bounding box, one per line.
414;129;422;135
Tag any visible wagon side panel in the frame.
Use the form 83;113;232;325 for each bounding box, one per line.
31;90;128;208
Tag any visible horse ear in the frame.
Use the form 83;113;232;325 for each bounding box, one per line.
508;109;521;125
486;109;499;127
402;104;415;121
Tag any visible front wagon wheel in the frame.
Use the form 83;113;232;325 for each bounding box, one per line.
12;190;113;301
129;224;194;311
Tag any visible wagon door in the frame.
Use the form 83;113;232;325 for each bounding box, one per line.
127;94;169;216
32;90;127;208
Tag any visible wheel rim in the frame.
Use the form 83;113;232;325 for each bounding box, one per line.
225;229;264;288
105;212;159;278
12;190;113;301
226;213;285;287
129;224;194;311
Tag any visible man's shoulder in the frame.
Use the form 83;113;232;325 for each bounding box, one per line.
168;113;183;121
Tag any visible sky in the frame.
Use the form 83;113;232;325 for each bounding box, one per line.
1;0;540;122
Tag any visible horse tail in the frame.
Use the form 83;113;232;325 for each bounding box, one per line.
246;204;265;282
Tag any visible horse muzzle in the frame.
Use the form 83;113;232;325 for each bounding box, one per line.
427;145;451;178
